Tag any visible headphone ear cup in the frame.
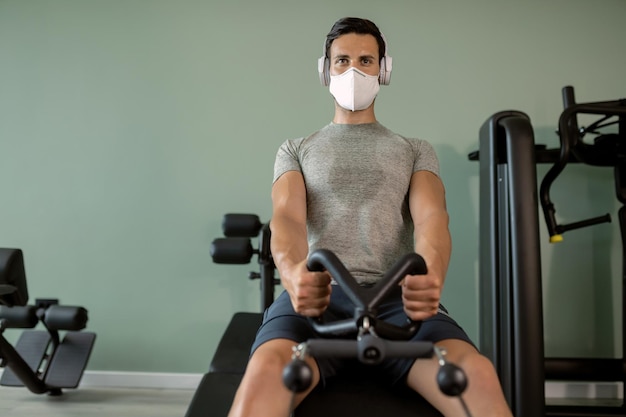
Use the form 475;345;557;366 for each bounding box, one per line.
379;55;392;85
318;56;330;86
379;32;392;85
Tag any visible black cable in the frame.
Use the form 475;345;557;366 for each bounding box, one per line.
582;115;618;136
459;396;474;417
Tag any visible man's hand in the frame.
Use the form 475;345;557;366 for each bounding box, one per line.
282;260;332;317
401;271;442;321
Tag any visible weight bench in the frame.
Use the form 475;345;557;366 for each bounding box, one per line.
184;214;446;417
0;248;96;395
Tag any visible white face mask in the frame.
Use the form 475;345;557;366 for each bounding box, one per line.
329;67;380;112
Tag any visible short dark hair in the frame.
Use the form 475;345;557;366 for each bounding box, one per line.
324;17;385;61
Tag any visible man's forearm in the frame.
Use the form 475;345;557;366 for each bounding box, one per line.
270;216;309;284
414;210;451;282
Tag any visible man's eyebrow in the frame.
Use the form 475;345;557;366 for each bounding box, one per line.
332;53;377;60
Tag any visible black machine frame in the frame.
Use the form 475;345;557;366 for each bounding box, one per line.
475;86;626;416
0;248;96;396
477;109;546;417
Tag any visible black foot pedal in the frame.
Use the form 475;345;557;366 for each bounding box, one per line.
44;331;96;388
0;330;50;386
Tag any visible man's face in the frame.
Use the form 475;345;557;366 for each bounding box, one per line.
328;33;380;78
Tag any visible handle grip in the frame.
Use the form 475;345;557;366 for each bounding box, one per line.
306;249;427;340
306;335;434;365
562;85;576;109
307;249;364;309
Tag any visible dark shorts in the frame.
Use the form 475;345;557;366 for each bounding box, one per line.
251;285;475;386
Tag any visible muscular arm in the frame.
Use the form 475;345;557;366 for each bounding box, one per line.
402;170;451;321
270;171;331;316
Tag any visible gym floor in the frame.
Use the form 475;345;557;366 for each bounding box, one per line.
0;386;194;417
1;385;622;416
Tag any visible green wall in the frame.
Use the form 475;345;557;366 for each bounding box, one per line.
1;0;625;373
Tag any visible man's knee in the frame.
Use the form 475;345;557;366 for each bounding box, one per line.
239;338;321;409
247;339;320;384
447;348;503;394
247;339;298;375
434;340;499;384
460;353;497;380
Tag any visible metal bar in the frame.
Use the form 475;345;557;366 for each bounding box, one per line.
502;115;546;417
0;334;48;394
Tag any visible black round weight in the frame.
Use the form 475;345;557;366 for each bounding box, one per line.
44;305;89;331
222;214;262;238
0;305;38;328
437;362;468;397
210;238;253;264
282;359;313;393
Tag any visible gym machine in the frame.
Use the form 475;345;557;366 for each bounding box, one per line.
185;214;472;417
0;248;96;395
472;86;626;416
283;248;472;416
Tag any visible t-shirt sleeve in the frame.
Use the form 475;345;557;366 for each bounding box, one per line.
413;139;440;176
273;139;303;184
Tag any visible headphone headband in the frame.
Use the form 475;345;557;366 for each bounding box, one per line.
318;33;392;86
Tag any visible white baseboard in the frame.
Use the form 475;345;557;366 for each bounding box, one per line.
0;369;622;399
0;368;203;390
78;371;204;390
545;381;623;400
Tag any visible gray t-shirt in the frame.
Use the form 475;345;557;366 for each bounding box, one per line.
273;122;439;284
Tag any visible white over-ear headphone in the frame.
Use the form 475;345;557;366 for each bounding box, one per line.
317;33;392;87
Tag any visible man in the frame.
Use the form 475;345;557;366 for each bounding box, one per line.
228;17;513;417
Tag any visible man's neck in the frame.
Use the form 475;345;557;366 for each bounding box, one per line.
332;103;377;125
